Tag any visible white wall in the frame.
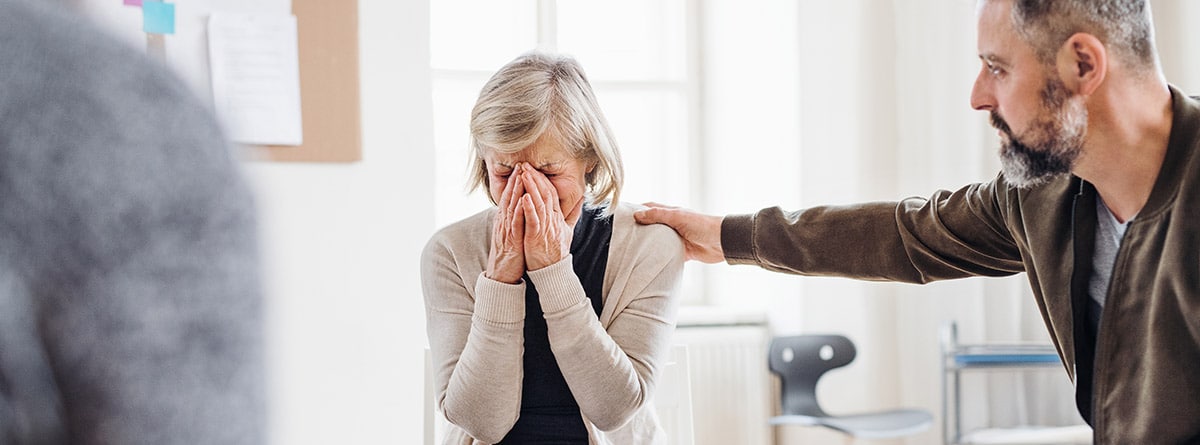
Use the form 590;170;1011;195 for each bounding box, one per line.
248;0;432;443
1153;0;1200;94
696;0;805;333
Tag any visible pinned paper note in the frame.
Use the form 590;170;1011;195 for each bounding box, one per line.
208;13;303;146
142;1;174;34
123;0;143;6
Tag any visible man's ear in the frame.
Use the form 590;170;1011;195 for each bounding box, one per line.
1057;32;1106;95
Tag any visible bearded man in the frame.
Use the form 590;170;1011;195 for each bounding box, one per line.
635;0;1200;443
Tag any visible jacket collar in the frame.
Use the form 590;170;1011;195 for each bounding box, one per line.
1134;85;1200;221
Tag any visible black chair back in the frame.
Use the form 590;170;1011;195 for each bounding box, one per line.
767;335;857;418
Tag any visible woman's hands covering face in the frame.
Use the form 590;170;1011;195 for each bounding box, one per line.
485;165;527;284
484;163;574;283
518;163;572;271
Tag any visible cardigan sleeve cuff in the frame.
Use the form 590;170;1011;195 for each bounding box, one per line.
526;255;587;315
473;272;526;324
722;213;758;265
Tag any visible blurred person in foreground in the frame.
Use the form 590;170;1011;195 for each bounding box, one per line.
0;0;264;443
422;51;685;444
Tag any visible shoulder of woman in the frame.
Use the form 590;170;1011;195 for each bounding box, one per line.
610;202;685;254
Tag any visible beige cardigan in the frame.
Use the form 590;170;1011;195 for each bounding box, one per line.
422;203;685;444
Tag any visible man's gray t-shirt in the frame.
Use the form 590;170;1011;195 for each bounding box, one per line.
1089;196;1131;309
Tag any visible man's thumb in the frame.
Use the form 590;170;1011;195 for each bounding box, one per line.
634;207;664;225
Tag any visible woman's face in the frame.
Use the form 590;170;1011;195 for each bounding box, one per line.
483;132;593;226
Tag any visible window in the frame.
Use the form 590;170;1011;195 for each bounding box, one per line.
430;0;702;301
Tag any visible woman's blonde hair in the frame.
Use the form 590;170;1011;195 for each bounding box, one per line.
467;51;624;210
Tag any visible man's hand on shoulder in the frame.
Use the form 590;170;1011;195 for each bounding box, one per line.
633;202;725;264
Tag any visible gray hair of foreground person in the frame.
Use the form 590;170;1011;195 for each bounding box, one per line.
0;1;264;444
466;51;625;209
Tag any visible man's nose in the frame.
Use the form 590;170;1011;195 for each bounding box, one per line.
970;72;996;111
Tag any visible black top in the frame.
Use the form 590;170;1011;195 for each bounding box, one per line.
499;206;612;444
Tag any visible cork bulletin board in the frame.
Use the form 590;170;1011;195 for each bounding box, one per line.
83;0;362;163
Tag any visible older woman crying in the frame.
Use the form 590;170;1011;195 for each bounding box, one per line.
421;51;686;444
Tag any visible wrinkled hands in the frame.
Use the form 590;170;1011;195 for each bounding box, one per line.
633;203;725;263
486;163;573;284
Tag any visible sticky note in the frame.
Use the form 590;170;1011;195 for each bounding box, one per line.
124;0;143;6
142;1;175;35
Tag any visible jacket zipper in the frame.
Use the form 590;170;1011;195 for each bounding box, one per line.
1090;205;1136;440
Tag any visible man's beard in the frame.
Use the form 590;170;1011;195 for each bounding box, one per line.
992;77;1088;188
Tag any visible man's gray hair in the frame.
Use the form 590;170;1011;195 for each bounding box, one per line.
1007;0;1158;72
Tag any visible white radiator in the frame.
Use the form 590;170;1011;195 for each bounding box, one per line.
672;324;773;445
